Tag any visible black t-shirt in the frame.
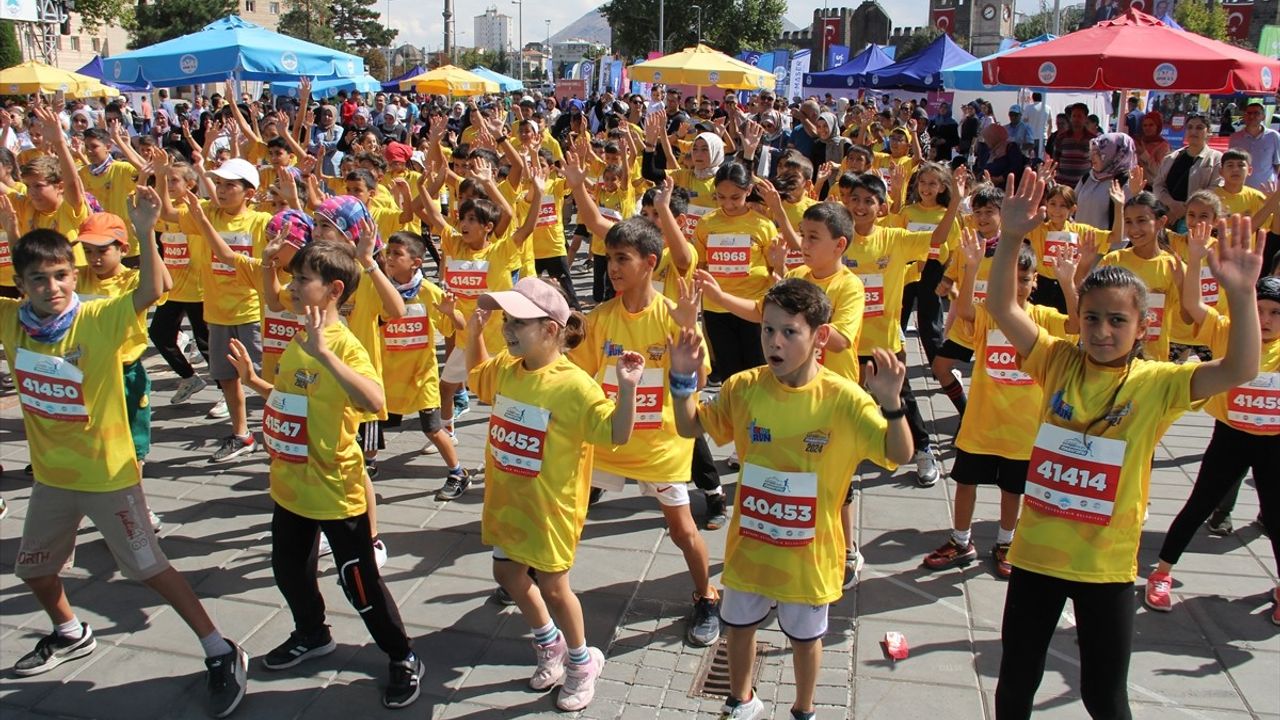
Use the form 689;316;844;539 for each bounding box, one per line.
1166;149;1197;203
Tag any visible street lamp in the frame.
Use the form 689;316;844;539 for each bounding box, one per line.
545;20;552;85
691;5;701;44
511;0;524;85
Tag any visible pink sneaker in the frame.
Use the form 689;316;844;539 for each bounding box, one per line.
529;634;567;690
555;647;604;711
1145;572;1173;612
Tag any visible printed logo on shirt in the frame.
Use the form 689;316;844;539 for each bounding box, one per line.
604;340;624;357
749;419;772;443
1056;434;1093;458
876;255;890;270
1105;401;1132;427
293;369;318;389
803;430;830;454
1050;390;1074;421
647;344;667;362
63;345;83;367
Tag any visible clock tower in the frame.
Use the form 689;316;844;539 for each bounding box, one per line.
970;0;1015;56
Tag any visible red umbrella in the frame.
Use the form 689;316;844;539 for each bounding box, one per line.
983;9;1280;93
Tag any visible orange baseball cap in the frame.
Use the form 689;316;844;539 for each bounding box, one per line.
78;213;129;247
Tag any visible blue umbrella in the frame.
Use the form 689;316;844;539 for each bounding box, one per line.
860;33;977;90
105;15;364;88
272;74;384;100
941;35;1057;91
803;44;894;89
469;66;524;93
76;55;151;92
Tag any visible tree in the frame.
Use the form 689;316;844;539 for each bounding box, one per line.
894;26;942;60
0;21;21;70
601;0;785;59
67;0;133;34
331;0;396;52
361;47;387;80
1174;0;1228;43
1013;1;1086;41
130;0;238;49
455;47;510;75
277;0;344;50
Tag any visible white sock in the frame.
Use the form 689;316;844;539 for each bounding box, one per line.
951;528;972;546
199;630;233;658
996;527;1015;545
55;618;83;640
706;488;723;497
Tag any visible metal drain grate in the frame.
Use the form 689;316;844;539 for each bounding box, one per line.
688;639;775;699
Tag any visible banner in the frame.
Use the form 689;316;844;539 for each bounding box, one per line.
788;50;810;103
1260;25;1280;59
556;79;587;100
756;53;775;74
739;51;764;67
826;45;849;71
1225;1;1254;42
931;7;956;36
772;50;790;96
821;18;842;48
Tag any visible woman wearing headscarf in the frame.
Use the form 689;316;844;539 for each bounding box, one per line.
1075;132;1136;230
310;103;345;176
1136;110;1171;187
978;123;1027;187
815;111;852;165
641;129;725;218
929;101;960;159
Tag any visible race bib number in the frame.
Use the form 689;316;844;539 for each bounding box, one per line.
535;194;558;228
263;390;308;463
1199;265;1219;307
973;280;989;305
738;462;818;547
211;232;252;277
599;207;623;223
1226;372;1280;432
682;205;714;240
861;272;885;317
783;246;806;270
1043;231;1078;264
14;348;88;422
446;257;490;298
489;394;551;477
1145;293;1166;343
263;308;301;355
1025;424;1126;526
0;232;11;269
706;234;752;278
602;365;664;430
383;303;431;351
908;222;940;260
160;232;190;269
985;328;1032;385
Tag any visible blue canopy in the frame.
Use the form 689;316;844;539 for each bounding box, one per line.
382;65;426;92
76;55;151;92
271;74;384;100
802;44;894;89
469;66;523;93
860;33;976;90
105;15;364;88
941;35;1057;91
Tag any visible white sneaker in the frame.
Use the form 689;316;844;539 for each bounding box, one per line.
373;538;388;568
914;448;940;487
318;534;333;557
149;510;163;533
419;441;440;455
172;375;207;405
725;452;741;470
556;647;604;712
207;399;230;419
719;693;767;719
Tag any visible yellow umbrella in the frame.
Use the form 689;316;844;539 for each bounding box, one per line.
0;60;100;95
70;82;121;99
627;44;774;90
398;65;500;96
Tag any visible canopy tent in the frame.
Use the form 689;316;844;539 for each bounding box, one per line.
469;66;523;93
941;35;1057;91
858;33;976;90
1;61;101;95
983;9;1280;93
382;65;426;92
271;74;383;100
398;65;499;96
105;15;364;87
802;44;894;90
628;44;774;90
76;55;151;92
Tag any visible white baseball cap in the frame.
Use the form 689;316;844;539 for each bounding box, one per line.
209;158;260;189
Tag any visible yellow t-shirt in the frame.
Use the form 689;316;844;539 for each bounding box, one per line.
261;283;297;384
872;152;917;207
469;352;616;572
1213;185;1265;218
515;177;570;260
76;269;147;364
569;293;710;481
178;202;271;326
1196;307;1280;435
698;366;890;604
441;228;518;350
776;195;818;271
943;241;1002;351
381;279;449;415
10;193;90;268
1009;329;1197;583
79;161;139;256
957;305;1071;459
671;170;718;232
381;169;424;234
496;178;535;278
0;184;27;287
1;295;144;491
511;129;564;162
1026;221;1104;278
782;265;864;381
156;218;203;304
695;208;778;314
1098;248;1182;362
653;248;698;302
591;185;637;256
885;204;960;280
267;322;378;520
842;225;933;353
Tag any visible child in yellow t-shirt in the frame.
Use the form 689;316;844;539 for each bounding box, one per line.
224;241;424;710
6;110;90;269
670;278;911;720
986;168;1264;718
467;277;644;713
150;161;210;405
78;128;141;258
1025;184;1107;313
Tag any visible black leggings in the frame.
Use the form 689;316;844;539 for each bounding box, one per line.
1159;420;1280;567
899;259;947;363
703;311;765;382
534;256;581;309
148;300;209;379
996;567;1134;720
691;435;721;492
592;253;615;303
860;352;932;450
271;504;412;661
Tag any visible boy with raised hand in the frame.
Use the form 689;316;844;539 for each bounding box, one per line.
2;187;248;718
78;126;140;261
224;240;423;710
4;103;89;268
670;279;913;720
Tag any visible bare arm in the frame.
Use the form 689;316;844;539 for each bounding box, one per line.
1180;222;1212;327
669;328;707;439
987;167;1046;357
654;177;695;272
126;186;173;313
953;227;982;323
355;219;405;320
694;269;762;322
1189;215;1264;402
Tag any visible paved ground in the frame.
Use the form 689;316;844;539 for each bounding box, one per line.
0;268;1276;720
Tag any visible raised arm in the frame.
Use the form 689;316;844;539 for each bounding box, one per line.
654;177;695;272
109;120;147;169
987;167;1046;357
669;327;707;438
1180;221;1214;327
1189;215;1264;402
693;269;762;322
355;218;405;320
36;104;83;214
126;186;173;313
562;149;615;238
953;226;983;323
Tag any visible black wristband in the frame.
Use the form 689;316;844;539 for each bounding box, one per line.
881;406;907;420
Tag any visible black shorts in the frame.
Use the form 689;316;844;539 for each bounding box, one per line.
936;339;975;363
357;420;385;453
951;448;1029;495
385;408;443;434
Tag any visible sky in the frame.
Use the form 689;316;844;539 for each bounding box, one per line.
381;0;933;55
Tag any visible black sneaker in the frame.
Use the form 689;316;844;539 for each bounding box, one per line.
491;586;516;606
588;487;606;506
1207;510;1234;536
209;435;256;464
365;461;380;479
261;628;336;670
382;653;424;709
843;548;865;590
14;623;96;676
205;640;249;718
686;592;721;647
705;492;728;530
435;469;471;501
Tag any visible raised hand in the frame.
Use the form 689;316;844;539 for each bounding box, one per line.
1052;238;1081;286
1207;214;1264;296
1128;165;1146;196
692;268;722;300
560;149;587;188
0;193;18;241
1000;166;1046;247
958;225;983;268
468;305;492;336
667;326;706;376
672;276;701;330
861;347;907;407
437;291;458;319
355;217;378;264
613;351;646;390
128;186;163;233
469;155;494;184
1186;220;1213;261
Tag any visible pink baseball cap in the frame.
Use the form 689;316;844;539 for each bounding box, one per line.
479;277;571;325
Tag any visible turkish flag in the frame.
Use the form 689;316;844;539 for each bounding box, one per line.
823;18;841;44
1226;1;1254;41
932;7;955;35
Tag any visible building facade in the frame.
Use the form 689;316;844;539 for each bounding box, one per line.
474;6;512;55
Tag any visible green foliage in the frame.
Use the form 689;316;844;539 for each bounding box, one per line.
601;0;785;59
67;0;132;34
895;26;942;60
1174;0;1228;43
278;0;345;50
455;47;510;75
0;21;21;69
1013;1;1086;40
330;0;396;52
361;47;387;79
129;0;237;49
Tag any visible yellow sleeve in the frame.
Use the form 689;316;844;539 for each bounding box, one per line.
696;372;742;446
468;353;507;405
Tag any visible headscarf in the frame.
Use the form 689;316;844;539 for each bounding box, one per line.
1089;132;1137;181
1141;111;1164;141
759;110;784;143
818;112;839;139
693;131;724;179
313;195;383;253
268;208;313;250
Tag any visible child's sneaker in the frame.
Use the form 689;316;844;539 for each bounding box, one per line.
453;390;471;418
205;639;248;718
529;633;567;690
720;692;766;719
843;548;865;589
419;440;440;455
791;710;816;720
991;543;1013;579
209;434;256;463
261;628;337;670
206;398;230;419
705;492;729;530
435;468;471;501
914;448;940;487
687;591;721;647
383;653;424;709
1206;510;1234;536
1271;587;1280;627
373;538;388;568
725;452;741;471
365;461;379;479
555;647;604;711
922;538;977;570
13;623;96;676
0;497;8;520
149;510;163;533
171;375;207;405
318;533;332;557
1144;572;1174;612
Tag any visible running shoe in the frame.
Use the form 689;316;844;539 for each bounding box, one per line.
209;434;256;463
725;452;741;471
206;399;230;419
261;628;336;670
373;538;388;568
687;591;721;647
453;390;471;419
843;547;865;589
0;497;8;520
205;640;248;718
1206;510;1234;536
705;492;729;530
529;633;567;690
149;510;163;533
171;375;207;405
992;543;1013;579
556;647;604;711
382;653;424;709
435;468;471;501
791;710;816;720
492;586;516;606
720;693;766;720
14;624;96;676
588;487;606;506
1144;572;1174;612
318;533;332;557
922;538;978;570
914;448;940;487
365;461;379;479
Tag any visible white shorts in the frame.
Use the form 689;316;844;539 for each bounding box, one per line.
719;586;829;642
441;347;468;385
591;470;690;507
